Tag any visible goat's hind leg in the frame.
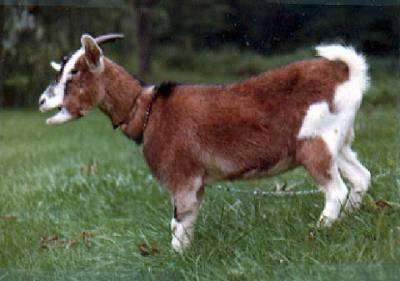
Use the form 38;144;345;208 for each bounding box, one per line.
318;164;349;227
338;145;371;213
297;137;348;227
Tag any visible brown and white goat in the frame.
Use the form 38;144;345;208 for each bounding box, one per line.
39;34;371;252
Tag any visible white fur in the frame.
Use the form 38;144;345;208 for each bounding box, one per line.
46;108;73;125
171;177;203;253
39;84;64;113
298;101;349;155
298;101;331;139
299;45;369;154
39;49;84;113
57;49;85;96
318;164;348;227
39;47;102;125
316;44;369;92
298;45;370;226
143;85;155;95
317;45;369;112
50;61;61;72
170;217;194;253
338;146;371;212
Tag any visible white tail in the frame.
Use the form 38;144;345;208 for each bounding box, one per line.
316;45;369;92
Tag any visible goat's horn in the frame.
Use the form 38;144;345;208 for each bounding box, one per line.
94;34;124;44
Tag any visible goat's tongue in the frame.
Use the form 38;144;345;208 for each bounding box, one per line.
46;108;73;125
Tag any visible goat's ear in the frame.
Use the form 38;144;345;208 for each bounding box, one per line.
81;34;104;72
50;61;61;72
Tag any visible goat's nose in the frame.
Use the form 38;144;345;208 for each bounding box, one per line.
39;97;45;106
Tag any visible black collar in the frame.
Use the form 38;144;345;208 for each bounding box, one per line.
112;81;178;143
112;86;157;144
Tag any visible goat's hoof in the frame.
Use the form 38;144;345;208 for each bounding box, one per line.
170;219;192;253
171;236;190;253
344;192;363;213
317;215;336;228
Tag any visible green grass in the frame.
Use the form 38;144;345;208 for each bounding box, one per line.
1;48;399;280
0;104;398;280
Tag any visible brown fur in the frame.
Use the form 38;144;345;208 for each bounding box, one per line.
296;137;333;185
142;59;347;189
120;86;157;143
63;57;348;190
63;57;143;124
40;33;376;251
60;51;349;190
51;45;358;250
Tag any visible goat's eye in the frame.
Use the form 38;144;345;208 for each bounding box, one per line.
70;69;79;75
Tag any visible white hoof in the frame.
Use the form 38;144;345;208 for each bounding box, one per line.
171;236;190;253
317;214;336;228
170;218;192;253
344;190;364;213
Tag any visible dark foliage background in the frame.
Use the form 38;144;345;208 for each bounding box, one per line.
0;1;398;107
0;3;399;279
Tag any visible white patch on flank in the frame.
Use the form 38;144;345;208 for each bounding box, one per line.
298;101;350;155
298;101;331;139
46;108;73;125
297;45;370;227
298;45;369;155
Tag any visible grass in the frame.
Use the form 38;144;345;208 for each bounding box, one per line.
0;49;399;280
0;106;398;281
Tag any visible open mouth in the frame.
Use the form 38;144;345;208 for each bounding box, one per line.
44;107;74;125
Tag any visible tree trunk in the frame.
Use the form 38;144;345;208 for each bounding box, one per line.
134;0;156;79
0;5;4;108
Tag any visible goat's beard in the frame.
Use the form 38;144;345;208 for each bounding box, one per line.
46;107;74;125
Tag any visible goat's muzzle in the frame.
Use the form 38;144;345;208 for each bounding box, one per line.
39;83;74;125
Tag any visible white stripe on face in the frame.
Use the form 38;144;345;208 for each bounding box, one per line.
59;49;84;86
39;49;84;112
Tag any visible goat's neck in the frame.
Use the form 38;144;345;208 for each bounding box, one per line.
98;58;156;143
98;59;145;127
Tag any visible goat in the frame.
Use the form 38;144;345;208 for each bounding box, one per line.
39;34;371;253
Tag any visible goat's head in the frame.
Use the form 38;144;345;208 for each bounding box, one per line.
39;34;123;124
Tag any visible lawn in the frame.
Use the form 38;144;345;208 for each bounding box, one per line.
0;54;399;280
0;104;398;280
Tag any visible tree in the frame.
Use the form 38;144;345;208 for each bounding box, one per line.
133;0;158;78
0;5;4;108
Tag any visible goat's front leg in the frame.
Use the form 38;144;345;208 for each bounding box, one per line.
170;177;204;253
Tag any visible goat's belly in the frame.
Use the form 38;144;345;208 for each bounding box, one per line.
204;156;295;184
241;157;295;180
